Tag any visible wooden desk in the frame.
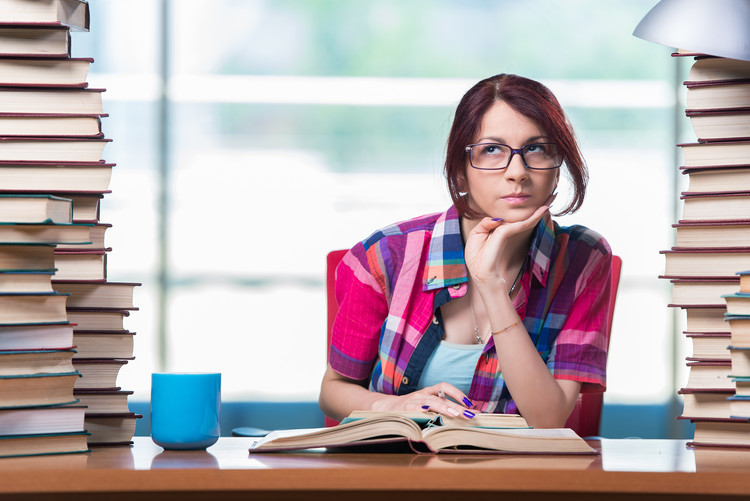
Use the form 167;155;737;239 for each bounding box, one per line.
0;437;749;500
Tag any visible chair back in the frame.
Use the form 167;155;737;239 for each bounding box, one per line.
325;250;622;436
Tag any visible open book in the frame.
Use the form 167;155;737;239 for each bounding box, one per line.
247;411;596;455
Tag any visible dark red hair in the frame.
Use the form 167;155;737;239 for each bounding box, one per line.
444;74;587;219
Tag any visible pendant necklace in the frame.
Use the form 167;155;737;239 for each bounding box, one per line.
469;264;524;344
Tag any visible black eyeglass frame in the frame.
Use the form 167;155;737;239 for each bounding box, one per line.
464;142;562;171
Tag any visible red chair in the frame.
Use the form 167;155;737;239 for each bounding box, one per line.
325;249;622;436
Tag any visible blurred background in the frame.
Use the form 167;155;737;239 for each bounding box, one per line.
73;0;696;438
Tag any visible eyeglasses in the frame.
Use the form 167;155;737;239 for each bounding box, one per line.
465;142;562;171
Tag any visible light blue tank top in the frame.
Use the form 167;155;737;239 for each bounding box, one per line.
416;340;484;395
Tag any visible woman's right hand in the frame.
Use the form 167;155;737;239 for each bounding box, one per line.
372;383;476;419
319;366;476;421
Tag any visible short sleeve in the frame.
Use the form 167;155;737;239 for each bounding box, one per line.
328;245;389;381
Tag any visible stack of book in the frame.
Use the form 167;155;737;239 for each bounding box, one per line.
0;0;140;449
0;198;91;458
660;52;750;447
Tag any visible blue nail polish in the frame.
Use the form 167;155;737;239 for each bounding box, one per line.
421;405;430;410
462;397;473;408
491;217;504;222
463;410;475;419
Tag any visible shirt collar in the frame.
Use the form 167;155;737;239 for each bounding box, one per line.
423;206;556;291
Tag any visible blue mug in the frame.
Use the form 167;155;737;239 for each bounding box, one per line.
151;372;221;450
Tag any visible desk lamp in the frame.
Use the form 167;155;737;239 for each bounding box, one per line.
633;0;750;61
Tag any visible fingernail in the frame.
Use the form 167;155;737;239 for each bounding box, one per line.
491;218;504;222
462;397;473;408
421;405;430;410
446;408;460;416
463;410;475;419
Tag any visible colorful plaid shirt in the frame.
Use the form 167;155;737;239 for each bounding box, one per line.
329;205;613;414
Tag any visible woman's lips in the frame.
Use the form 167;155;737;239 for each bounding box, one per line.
502;194;531;205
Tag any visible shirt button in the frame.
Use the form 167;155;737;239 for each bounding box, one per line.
402;376;409;385
432;315;439;325
452;284;461;290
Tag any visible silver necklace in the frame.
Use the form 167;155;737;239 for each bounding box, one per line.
469;264;524;344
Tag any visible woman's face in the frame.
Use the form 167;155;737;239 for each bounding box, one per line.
464;100;559;222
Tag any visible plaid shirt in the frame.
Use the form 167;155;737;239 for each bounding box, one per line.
329;205;613;414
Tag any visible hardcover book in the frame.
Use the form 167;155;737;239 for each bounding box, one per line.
0;26;71;57
0;161;113;192
0;0;90;31
248;411;596;455
0;57;92;87
0;194;71;224
0;431;89;458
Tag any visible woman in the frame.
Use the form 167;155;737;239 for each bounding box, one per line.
319;74;613;429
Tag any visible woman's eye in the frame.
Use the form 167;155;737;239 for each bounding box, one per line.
482;145;503;156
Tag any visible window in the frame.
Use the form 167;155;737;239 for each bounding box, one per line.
78;0;684;408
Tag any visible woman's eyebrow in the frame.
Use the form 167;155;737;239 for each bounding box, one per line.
475;135;549;144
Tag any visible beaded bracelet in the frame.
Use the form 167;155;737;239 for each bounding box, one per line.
491;318;522;336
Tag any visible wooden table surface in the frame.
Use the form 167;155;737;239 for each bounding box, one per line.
1;437;749;500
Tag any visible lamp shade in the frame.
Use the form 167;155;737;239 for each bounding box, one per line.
633;0;750;62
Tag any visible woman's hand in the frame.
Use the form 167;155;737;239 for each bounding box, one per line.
319;367;476;421
464;194;556;286
372;383;476;419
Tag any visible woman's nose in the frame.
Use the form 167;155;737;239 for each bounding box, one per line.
503;152;529;181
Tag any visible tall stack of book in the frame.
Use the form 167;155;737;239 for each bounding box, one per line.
0;0;140;449
0;199;90;458
660;52;750;447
